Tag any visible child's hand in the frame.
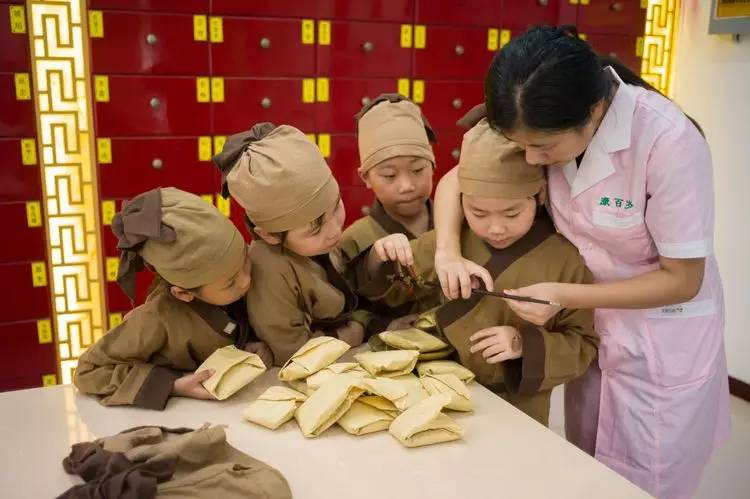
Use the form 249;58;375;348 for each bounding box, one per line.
469;326;522;364
172;370;217;400
386;314;419;331
372;233;414;267
335;321;365;347
244;341;274;369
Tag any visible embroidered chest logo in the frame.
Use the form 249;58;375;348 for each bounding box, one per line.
599;197;634;210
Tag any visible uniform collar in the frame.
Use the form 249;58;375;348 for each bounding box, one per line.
563;66;636;198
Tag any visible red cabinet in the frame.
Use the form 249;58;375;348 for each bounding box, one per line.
0;262;51;322
577;0;647;36
0;73;35;137
340;185;374;228
211;0;317;18
211;18;315;77
416;0;501;27
93;76;211;136
0;203;46;263
432;130;464;182
0;139;42;202
0;321;57;392
587;34;642;73
213;78;315;134
418;80;483;131
316;79;400;133
90;11;209;75
88;0;209;13
326;134;363;187
318;0;414;22
98;137;216;198
0;5;30;72
413;26;495;80
317;21;412;78
501;0;567;30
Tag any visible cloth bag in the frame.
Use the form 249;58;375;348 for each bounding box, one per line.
278;337;350;382
243;386;308;430
197;346;266;400
420;373;473;412
389;393;464;448
354;350;419;377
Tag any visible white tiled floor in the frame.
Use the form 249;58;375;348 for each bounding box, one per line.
548;387;750;498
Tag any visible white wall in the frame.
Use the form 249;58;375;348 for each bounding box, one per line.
672;0;750;383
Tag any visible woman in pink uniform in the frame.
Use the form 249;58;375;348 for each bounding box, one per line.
433;26;730;498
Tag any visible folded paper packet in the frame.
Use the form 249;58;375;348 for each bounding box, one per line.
354;350;419;378
337;398;395;436
243;386;308;430
413;309;439;333
279;336;350;382
306;362;370;392
295;376;366;438
359;395;400;417
379;328;450;353
389;393;464;448
420;373;473;412
417;346;455;361
390;374;430;409
197;345;266;400
416;360;476;384
363;376;427;412
286;379;309;394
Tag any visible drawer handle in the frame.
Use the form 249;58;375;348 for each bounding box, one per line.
451;149;460;160
151;158;163;170
146;33;158;46
149;97;161;109
455;44;465;56
611;2;623;12
452;98;462;109
609;52;618;58
260;37;271;49
363;41;374;53
361;96;372;107
261;97;272;109
538;0;549;6
361;205;371;215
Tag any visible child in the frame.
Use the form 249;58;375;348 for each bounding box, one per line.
340;93;442;334
214;123;371;366
362;120;599;425
74;187;270;409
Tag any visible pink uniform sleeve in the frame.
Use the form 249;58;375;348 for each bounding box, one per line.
645;119;714;259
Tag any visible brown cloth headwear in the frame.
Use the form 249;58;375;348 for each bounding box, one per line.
112;188;246;299
458;119;545;199
356;93;437;175
218;124;339;233
456;102;488;129
212;122;277;198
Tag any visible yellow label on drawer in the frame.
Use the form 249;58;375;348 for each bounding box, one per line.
412;80;425;104
317;133;331;158
94;75;109;102
318;20;331;45
306;133;316;143
31;261;47;287
579;33;587;41
209;16;223;43
193;15;207;41
400;24;413;48
37;319;53;344
581;0;590;5
641;0;648;8
21;138;36;165
97;137;112;164
569;0;579;4
302;19;315;44
487;28;499;51
109;313;123;329
26;201;42;228
316;78;330;103
636;37;645;57
500;29;511;49
101;200;116;226
42;374;57;387
398;78;410;98
9;5;26;34
198;136;212;161
213;136;227;155
210;77;224;102
196;77;210;103
88;10;103;38
303;78;316;103
201;194;213;205
106;257;119;282
14;73;31;100
215;195;231;217
414;25;426;49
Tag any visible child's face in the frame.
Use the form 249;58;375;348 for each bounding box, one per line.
363;156;433;218
462;194;537;250
191;247;252;306
283;198;346;257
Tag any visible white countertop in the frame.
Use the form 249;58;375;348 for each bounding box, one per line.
0;369;651;499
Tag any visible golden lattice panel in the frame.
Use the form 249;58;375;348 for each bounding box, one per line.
27;0;106;385
641;0;680;97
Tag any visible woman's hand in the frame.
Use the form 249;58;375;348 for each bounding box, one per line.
435;248;494;300
503;282;565;326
